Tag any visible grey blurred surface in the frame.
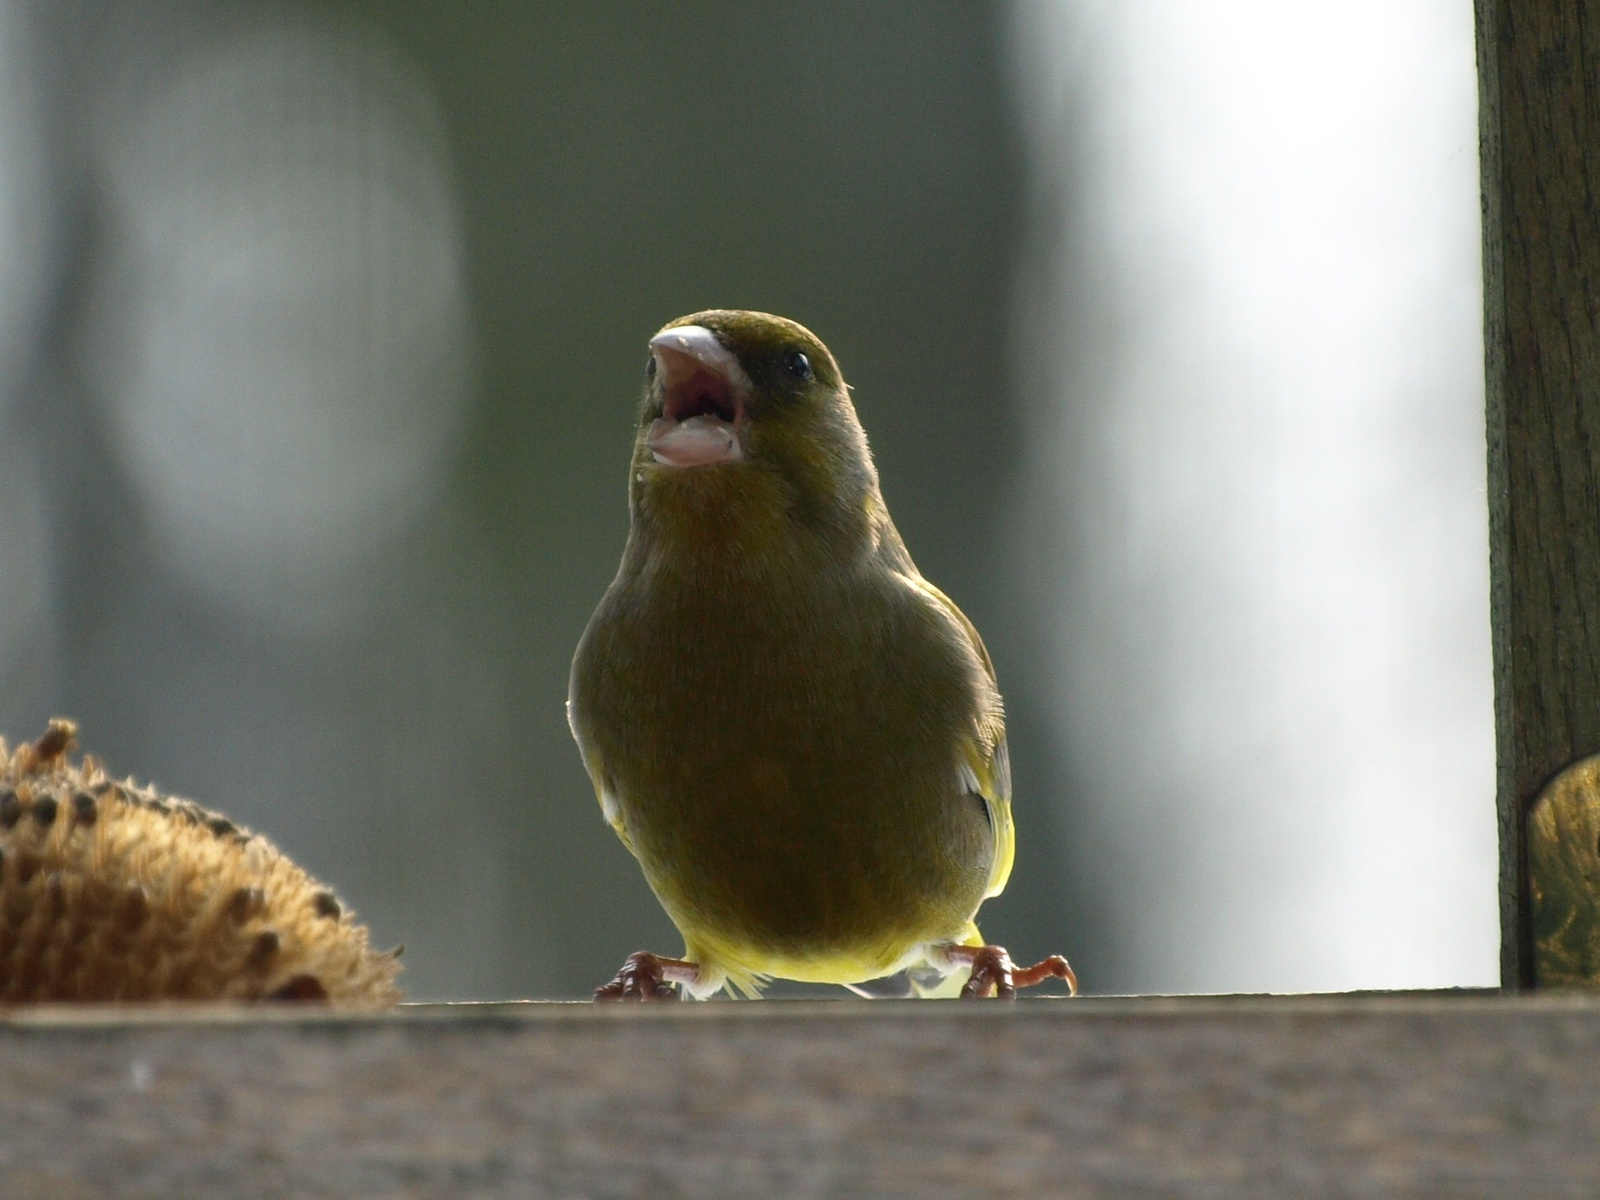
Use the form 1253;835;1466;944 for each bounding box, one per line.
0;0;1493;1000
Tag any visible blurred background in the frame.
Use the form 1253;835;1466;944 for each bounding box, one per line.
0;0;1494;998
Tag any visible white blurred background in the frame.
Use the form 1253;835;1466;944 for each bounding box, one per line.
0;0;1495;997
1009;0;1495;991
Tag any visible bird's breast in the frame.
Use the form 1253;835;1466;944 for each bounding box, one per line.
570;559;993;958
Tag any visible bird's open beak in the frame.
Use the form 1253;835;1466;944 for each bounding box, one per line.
646;325;750;467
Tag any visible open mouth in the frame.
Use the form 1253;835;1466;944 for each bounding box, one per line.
646;325;750;467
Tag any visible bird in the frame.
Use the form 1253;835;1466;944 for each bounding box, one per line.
569;310;1075;1001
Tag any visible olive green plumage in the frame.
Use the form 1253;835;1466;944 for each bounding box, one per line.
569;310;1014;998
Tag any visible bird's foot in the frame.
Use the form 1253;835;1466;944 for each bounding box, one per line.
594;951;701;1001
947;944;1078;999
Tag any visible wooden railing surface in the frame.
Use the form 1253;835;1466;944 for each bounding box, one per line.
2;991;1597;1198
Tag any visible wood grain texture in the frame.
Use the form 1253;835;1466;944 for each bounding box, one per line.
4;994;1600;1198
1478;0;1600;989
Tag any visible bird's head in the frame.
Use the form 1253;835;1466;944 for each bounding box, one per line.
630;310;879;552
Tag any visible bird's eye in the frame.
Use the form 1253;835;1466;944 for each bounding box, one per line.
645;356;657;380
783;350;813;382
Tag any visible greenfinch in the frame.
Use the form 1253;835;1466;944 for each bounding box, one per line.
569;310;1075;1000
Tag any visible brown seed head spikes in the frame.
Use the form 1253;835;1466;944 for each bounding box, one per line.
0;720;401;1006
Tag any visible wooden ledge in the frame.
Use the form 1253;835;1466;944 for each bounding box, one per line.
0;990;1595;1197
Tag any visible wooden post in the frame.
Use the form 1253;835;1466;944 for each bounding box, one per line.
1478;0;1600;990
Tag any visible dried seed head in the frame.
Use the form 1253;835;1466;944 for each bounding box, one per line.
0;722;401;1006
12;850;39;886
248;930;281;968
19;720;76;774
269;974;328;1001
227;886;265;925
119;886;149;931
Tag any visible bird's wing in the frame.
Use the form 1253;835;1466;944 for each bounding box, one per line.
905;576;1016;901
566;699;636;854
960;734;1015;899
